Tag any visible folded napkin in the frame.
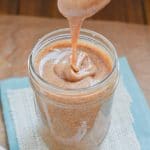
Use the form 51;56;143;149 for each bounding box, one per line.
0;57;150;150
0;146;6;150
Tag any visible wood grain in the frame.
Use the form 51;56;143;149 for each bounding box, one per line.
92;0;145;24
125;0;146;23
144;0;150;24
0;0;18;14
19;0;62;18
0;16;150;149
19;0;146;24
0;0;149;24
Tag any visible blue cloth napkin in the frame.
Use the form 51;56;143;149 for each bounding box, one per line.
0;57;150;150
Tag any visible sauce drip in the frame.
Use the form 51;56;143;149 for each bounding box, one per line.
57;0;110;71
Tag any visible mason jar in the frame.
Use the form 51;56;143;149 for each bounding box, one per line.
28;28;119;150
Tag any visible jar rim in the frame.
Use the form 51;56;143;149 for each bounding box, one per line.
28;28;118;95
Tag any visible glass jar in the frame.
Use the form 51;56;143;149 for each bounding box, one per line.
28;28;119;150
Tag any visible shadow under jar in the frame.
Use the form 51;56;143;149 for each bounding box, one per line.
28;28;119;150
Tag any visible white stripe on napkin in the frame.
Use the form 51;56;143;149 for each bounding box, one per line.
7;80;141;150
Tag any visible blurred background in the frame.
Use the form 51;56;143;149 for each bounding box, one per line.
0;0;150;24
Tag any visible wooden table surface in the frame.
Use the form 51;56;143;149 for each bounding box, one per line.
1;0;150;25
0;15;150;149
